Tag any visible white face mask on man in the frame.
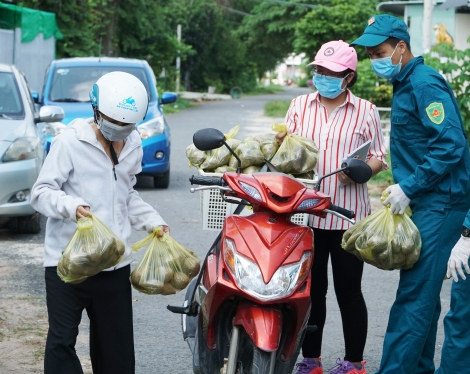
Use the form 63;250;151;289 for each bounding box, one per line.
96;115;135;141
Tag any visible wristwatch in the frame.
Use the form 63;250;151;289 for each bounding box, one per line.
462;226;470;237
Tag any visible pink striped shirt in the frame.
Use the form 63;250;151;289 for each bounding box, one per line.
285;90;388;230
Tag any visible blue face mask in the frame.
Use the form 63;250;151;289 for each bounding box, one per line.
313;74;349;99
370;44;402;79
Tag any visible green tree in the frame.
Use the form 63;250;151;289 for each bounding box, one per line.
294;0;379;61
167;0;258;93
15;0;100;57
425;41;470;139
236;0;314;79
351;60;392;108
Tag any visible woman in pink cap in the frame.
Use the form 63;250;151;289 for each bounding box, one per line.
277;40;388;374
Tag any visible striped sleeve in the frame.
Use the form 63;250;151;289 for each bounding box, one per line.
285;98;298;133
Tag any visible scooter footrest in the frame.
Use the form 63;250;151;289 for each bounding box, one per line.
167;304;198;316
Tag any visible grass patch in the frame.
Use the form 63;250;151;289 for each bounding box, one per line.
0;331;4;342
245;85;285;96
162;97;194;115
264;100;291;118
33;347;45;360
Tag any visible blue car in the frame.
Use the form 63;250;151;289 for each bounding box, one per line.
40;57;177;188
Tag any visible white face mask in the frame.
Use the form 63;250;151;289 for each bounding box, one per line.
97;116;135;141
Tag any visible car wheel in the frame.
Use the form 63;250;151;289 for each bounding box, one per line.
13;212;42;234
154;169;170;189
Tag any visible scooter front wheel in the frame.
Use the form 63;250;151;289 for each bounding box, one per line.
233;328;274;374
251;347;273;374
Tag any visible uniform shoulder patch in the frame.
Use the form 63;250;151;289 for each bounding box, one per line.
426;102;445;124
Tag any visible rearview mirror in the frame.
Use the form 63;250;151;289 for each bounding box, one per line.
31;91;39;104
193;128;242;172
193;128;225;151
161;92;177;105
38;106;65;123
342;158;372;184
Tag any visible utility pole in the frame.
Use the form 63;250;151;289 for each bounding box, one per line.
422;0;434;54
176;24;181;93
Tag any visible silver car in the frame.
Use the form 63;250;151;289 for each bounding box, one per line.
0;63;64;233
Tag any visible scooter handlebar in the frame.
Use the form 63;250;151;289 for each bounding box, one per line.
329;204;355;220
189;175;226;186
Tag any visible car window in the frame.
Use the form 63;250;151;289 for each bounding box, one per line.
48;66;154;103
0;72;25;119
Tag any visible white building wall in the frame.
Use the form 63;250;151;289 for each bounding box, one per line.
0;29;15;65
454;13;470;51
14;29;55;93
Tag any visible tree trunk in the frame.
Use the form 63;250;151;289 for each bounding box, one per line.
101;0;120;56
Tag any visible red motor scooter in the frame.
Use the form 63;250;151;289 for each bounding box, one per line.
168;128;371;374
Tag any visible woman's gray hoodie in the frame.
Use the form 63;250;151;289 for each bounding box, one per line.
31;118;167;269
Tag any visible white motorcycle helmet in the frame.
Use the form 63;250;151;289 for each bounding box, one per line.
89;71;149;124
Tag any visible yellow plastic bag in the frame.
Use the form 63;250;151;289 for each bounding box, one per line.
229;137;265;169
252;133;279;161
270;123;319;174
341;193;421;270
186;143;207;168
130;229;201;295
57;214;126;284
200;125;241;171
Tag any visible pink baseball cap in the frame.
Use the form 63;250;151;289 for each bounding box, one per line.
307;40;357;72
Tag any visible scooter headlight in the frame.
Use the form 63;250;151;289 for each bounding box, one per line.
297;199;321;210
224;238;312;301
239;181;262;202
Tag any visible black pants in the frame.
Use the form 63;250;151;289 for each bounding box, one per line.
44;265;135;374
302;228;368;362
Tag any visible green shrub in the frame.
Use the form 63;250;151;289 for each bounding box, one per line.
424;40;470;141
296;76;310;88
369;152;394;186
351;60;392;108
161;97;194;115
264;100;291;117
246;85;285;96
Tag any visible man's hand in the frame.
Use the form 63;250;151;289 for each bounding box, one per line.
447;235;470;282
148;225;170;236
382;184;410;214
76;206;91;220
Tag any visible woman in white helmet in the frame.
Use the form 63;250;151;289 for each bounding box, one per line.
31;71;169;374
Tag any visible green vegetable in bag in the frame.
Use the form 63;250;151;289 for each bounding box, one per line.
341;192;421;270
270;123;319;174
130;229;200;295
200;125;241;171
242;165;262;174
215;165;236;173
229;137;265;169
57;214;126;284
252;133;279;161
186;144;207;168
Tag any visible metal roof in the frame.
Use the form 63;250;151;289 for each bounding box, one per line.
377;1;445;15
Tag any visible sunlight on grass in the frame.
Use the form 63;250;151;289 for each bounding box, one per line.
161;97;194;115
264;100;291;118
246;85;285;96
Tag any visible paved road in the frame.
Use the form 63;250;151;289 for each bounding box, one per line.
0;86;452;373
